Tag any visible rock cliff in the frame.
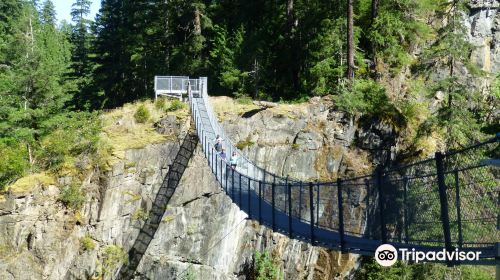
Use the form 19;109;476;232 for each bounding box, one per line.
0;96;394;279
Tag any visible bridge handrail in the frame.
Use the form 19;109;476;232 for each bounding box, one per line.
197;77;300;183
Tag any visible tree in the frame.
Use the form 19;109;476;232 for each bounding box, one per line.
41;0;56;26
421;0;487;147
0;1;73;169
70;0;94;109
347;0;355;80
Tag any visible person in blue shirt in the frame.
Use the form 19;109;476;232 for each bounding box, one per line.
220;148;227;161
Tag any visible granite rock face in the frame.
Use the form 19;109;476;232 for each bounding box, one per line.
134;145;360;280
0;140;181;280
220;97;393;181
466;0;500;73
0;116;188;280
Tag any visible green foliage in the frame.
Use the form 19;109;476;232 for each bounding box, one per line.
0;142;29;190
131;208;148;221
60;183;85;210
335;80;404;127
250;250;282;280
80;234;96;252
37;112;101;171
236;94;253;105
236;138;255;150
416;0;490;147
368;0;435;74
355;258;494;280
134;104;150;123
69;0;95;110
102;245;128;276
167;100;187;112
155;97;167;110
180;266;197;280
209;24;246;95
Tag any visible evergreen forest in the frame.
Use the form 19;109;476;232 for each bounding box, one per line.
0;0;498;202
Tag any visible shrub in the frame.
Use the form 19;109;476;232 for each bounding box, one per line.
60;183;85;210
37;111;101;171
250;250;282;280
167;99;187;112
131;208;148;221
0;142;28;191
354;258;494;280
102;245;128;276
180;267;197;280
236;137;255;150
80;234;96;252
236;94;253;105
134;104;150;123
335;79;405;127
39;129;74;170
155;97;167;110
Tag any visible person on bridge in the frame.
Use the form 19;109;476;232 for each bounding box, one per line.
229;151;238;170
220;148;227;161
214;141;222;153
214;134;223;152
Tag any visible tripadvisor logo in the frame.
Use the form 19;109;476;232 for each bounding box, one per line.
375;244;398;267
375;244;482;266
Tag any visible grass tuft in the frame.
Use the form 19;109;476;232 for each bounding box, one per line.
4;173;55;194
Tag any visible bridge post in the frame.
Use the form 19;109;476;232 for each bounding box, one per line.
272;183;276;231
204;134;208;163
224;162;228;194
299;182;303;219
376;168;387;243
231;169;235;200
435;151;453;264
211;145;215;173
316;184;320;227
259;181;263;225
220;157;223;186
288;183;293;238
248;177;251;218
495;242;500;280
337;178;346;253
239;174;242;206
403;176;409;244
453;169;463;248
309;182;315;245
285;177;288;213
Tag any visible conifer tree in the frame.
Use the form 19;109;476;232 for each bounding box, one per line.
422;0;486;146
70;0;94;109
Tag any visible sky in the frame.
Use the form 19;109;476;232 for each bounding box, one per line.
53;0;101;24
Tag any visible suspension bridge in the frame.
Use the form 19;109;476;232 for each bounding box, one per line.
122;76;499;277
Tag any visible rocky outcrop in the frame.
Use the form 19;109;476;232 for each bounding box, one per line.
466;0;500;73
0;117;189;280
219;96;393;181
0;97;394;279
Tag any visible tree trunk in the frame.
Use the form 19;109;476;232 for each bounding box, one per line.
286;0;299;93
371;0;380;78
371;0;380;21
194;7;201;35
286;0;294;35
253;58;259;99
347;0;355;80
